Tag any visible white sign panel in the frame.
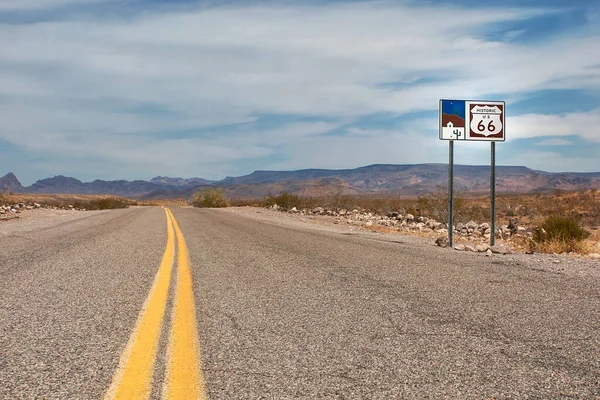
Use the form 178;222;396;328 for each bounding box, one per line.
465;101;505;141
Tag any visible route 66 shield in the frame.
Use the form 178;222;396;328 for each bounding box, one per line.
466;102;505;141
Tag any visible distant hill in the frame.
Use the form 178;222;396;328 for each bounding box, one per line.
2;164;600;199
150;176;214;186
0;172;25;192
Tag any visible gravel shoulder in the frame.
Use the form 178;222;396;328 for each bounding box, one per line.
0;208;112;238
214;206;600;279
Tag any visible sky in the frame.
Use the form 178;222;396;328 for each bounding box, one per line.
0;0;599;185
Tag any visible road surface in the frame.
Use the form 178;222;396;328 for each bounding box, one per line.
1;206;599;399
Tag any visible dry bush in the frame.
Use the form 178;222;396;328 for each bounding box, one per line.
260;192;319;210
228;198;259;207
530;238;592;254
72;198;132;210
530;215;591;254
193;189;229;208
496;190;600;227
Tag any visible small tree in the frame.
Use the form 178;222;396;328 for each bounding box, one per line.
193;188;229;208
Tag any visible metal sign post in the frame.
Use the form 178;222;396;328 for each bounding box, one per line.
440;99;505;249
490;142;496;246
448;141;454;247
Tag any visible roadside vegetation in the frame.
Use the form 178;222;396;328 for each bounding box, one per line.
72;197;132;210
192;188;230;208
233;189;598;224
529;215;591;254
228;189;600;255
0;194;137;210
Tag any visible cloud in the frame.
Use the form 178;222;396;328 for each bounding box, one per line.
0;0;106;11
503;29;526;42
0;1;599;181
536;138;574;146
508;108;600;142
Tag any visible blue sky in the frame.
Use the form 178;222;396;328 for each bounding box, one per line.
0;0;599;185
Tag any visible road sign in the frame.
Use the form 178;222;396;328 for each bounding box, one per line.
439;99;506;247
440;100;505;141
439;100;466;140
466;101;505;141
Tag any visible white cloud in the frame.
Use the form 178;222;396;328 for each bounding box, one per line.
0;1;599;181
536;138;574;146
503;29;526;42
0;0;108;11
508;108;600;142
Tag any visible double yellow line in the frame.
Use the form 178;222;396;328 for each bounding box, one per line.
104;208;207;400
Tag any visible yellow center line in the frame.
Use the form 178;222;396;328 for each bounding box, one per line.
104;208;176;400
163;208;207;400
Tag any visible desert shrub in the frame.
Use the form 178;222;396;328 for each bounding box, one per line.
262;191;302;210
229;198;260;207
530;215;591;254
404;190;475;224
86;198;132;210
533;215;590;242
71;197;134;210
529;237;592;254
193;189;229;208
322;193;360;211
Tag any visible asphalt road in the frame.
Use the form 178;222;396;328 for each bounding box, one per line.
1;206;599;399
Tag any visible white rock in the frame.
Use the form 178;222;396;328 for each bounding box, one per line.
454;244;466;251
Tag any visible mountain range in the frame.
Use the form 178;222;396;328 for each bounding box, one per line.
2;164;600;199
